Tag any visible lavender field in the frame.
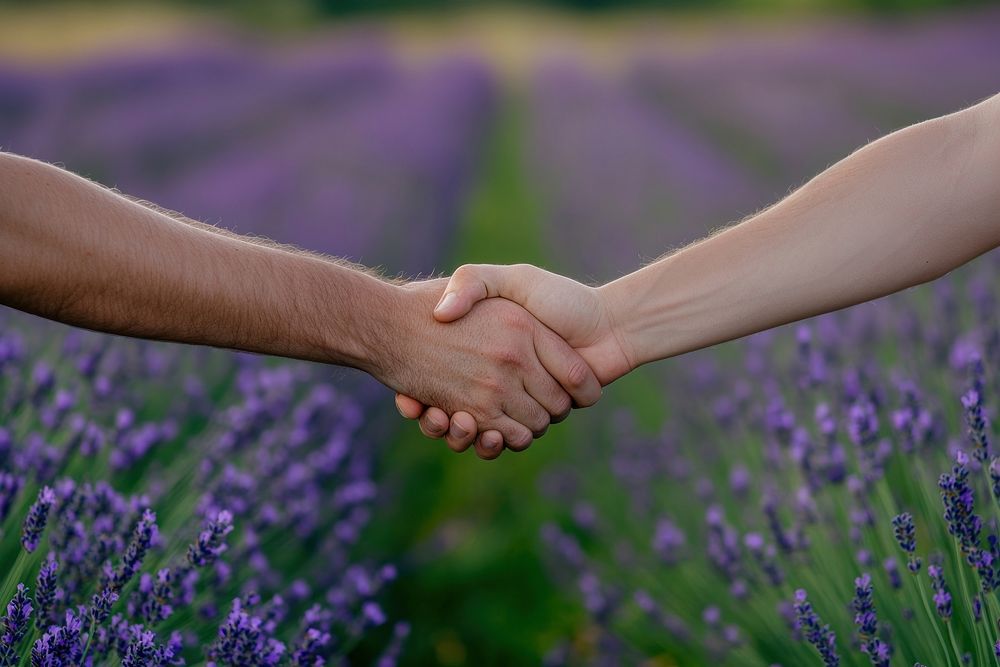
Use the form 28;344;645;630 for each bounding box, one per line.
2;7;1000;666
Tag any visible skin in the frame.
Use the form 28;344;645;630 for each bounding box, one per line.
0;152;603;458
400;91;1000;453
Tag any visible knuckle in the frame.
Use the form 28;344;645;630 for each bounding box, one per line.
553;392;573;417
507;429;533;451
492;346;524;369
565;359;592;391
507;438;533;453
477;376;506;402
530;412;550;435
452;264;475;282
497;307;532;333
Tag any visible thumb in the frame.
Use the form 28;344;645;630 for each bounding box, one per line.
433;264;501;322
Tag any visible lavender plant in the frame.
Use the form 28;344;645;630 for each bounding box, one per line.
531;9;1000;666
0;39;496;664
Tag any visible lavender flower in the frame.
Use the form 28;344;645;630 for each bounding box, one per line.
892;513;921;573
928;565;952;621
105;509;158;593
21;486;56;553
652;518;686;565
792;589;839;667
0;584;33;666
208;598;286;666
34;554;57;630
90;588;119;625
883;558;902;590
991;458;1000;502
961;389;990;462
852;574;891;667
128;569;174;625
31;608;84;665
121;627;177;667
0;473;23;524
290;628;331;667
937;453;996;589
187;510;234;568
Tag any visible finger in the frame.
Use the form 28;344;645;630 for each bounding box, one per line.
434;264;541;323
474;430;505;460
475;414;533;455
395;394;426;420
496;412;537;452
444;412;478;452
533;326;602;408
433;266;492;322
522;359;573;424
419;408;450;439
501;391;550;440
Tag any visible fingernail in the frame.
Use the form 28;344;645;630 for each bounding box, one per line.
450;423;468;438
435;292;457;313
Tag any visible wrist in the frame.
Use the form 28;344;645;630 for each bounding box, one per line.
594;281;641;380
309;268;407;381
353;279;410;383
346;279;443;391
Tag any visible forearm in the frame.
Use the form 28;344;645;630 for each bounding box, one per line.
602;93;1000;368
0;153;397;374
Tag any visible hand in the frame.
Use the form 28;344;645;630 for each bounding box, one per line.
395;265;634;454
379;278;602;459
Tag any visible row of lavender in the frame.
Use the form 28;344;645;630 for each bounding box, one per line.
528;9;1000;666
0;40;494;664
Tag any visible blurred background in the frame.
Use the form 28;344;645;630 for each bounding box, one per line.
1;0;998;665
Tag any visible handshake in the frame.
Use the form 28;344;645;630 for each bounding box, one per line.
384;264;635;461
9;89;988;459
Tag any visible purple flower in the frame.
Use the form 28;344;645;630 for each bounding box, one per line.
290;628;331;667
208;598;286;666
121;627;177;667
938;454;996;588
961;389;991;462
21;486;56;553
362;601;386;627
128;569;174;625
31;608;84;665
0;473;23;525
652;519;686;564
30;361;55;406
0;584;33;666
928;565;953;620
883;558;902;590
187;510;234;568
852;573;891;667
34;555;58;630
105;509;158;593
792;589;839;666
90;588;119;625
892;513;921;573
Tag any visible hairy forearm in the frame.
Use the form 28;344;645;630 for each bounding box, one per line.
602;93;1000;367
0;153;398;373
